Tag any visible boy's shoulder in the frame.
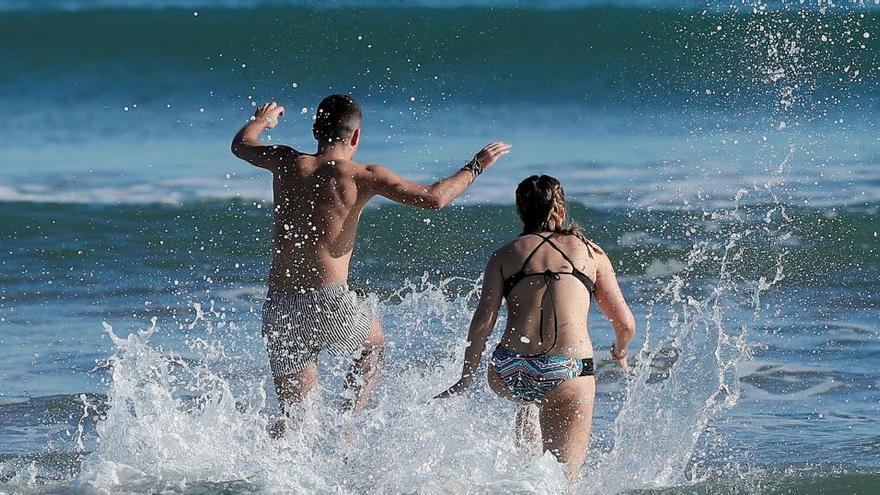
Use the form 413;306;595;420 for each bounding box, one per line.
335;160;387;181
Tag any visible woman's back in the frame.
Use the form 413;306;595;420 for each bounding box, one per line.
495;232;601;359
436;174;636;481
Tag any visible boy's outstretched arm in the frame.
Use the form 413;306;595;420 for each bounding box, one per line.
363;141;511;210
231;101;298;171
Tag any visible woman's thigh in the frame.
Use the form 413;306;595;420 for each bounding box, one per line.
487;366;516;401
538;376;596;459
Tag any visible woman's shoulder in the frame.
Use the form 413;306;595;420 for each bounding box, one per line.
555;231;606;256
485;236;538;270
579;235;607;256
490;237;527;259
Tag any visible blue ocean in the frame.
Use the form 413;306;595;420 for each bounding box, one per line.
1;0;878;493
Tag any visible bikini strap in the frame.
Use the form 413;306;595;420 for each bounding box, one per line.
543;235;597;294
579;358;595;376
577;235;601;259
535;269;561;355
547;236;593;271
517;233;554;273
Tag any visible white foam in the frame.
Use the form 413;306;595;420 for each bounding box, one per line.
40;269;760;493
0;176;272;206
645;258;688;278
4;170;797;493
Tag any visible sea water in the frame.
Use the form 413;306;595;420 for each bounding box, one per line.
0;0;878;493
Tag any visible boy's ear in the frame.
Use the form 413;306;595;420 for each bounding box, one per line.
350;128;360;147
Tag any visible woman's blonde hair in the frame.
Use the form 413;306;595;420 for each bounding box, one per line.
515;175;586;241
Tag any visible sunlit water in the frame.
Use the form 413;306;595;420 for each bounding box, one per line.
1;0;879;493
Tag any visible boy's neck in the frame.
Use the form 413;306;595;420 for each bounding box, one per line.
317;143;355;162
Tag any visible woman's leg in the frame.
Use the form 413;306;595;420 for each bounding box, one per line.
514;404;542;454
489;367;542;453
538;376;596;481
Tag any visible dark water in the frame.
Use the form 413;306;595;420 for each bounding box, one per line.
0;0;878;493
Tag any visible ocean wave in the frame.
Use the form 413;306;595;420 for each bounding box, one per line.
0;177;271;206
2;161;879;208
3;0;880;13
1;2;876;111
5;0;871;14
0;190;875;292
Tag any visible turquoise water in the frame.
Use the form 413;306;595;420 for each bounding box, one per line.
1;1;878;493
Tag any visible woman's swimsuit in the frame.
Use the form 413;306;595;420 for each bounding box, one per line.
491;346;594;403
491;233;596;404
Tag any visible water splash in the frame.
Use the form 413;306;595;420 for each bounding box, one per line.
64;281;575;493
52;236;791;495
583;153;794;493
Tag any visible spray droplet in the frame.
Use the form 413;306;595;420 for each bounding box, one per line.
520;336;531;344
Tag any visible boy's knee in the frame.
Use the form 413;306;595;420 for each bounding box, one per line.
365;335;386;357
366;321;386;351
370;331;386;348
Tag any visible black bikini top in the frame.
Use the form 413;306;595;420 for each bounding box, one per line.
500;232;598;357
502;233;596;298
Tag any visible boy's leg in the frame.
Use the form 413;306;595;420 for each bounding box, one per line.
270;362;318;438
341;317;386;413
275;363;319;413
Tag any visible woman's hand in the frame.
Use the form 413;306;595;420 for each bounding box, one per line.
615;356;630;374
611;342;630;374
434;378;472;399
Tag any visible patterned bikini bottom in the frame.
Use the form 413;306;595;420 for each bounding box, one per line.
490;345;594;404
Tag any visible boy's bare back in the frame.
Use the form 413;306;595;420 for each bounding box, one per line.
267;155;374;291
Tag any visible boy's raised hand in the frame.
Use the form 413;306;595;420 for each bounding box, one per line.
253;101;285;129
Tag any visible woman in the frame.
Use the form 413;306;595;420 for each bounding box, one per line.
436;175;636;481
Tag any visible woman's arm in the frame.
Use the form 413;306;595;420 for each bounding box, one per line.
594;251;636;372
435;253;505;398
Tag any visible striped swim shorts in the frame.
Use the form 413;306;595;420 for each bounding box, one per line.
261;284;373;378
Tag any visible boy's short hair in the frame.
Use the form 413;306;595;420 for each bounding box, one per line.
313;94;362;142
